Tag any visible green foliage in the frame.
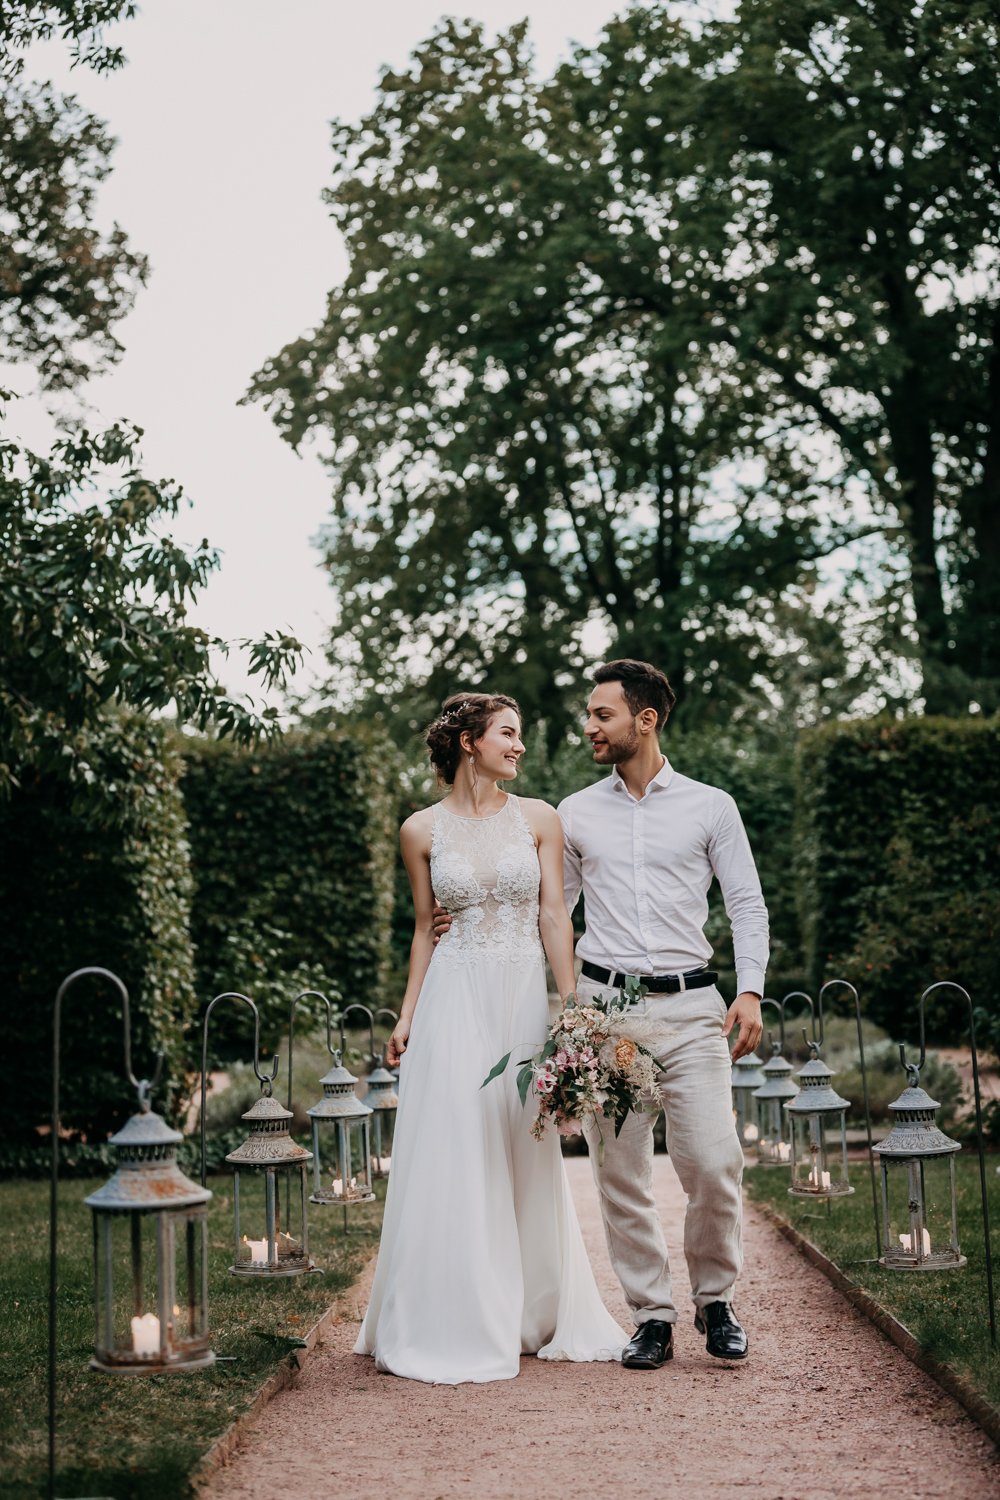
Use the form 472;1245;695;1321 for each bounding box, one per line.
0;2;135;78
0;423;304;814
795;715;1000;1038
254;1;1000;721
0;715;197;1144
0;79;147;388
665;0;1000;710
182;728;396;1061
249;15;863;741
746;1160;1000;1412
0;1173;381;1500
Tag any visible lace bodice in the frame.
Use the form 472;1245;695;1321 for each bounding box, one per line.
430;796;543;966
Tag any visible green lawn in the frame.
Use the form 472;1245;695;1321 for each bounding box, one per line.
0;1170;385;1500
745;1155;1000;1408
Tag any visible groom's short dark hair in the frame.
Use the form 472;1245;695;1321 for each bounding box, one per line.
592;659;676;732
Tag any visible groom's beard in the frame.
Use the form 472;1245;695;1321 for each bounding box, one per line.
590;724;639;764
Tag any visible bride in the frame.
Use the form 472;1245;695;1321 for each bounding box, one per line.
354;692;626;1383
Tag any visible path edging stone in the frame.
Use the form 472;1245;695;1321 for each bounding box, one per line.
756;1202;1000;1447
190;1251;378;1492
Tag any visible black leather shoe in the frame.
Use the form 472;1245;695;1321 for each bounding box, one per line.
694;1301;748;1359
622;1320;674;1369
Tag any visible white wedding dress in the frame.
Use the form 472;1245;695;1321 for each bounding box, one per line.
354;794;626;1384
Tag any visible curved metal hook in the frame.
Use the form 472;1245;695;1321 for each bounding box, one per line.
200;992;274;1189
50;966;134;1500
340;1003;376;1064
818;977;879;1260
55;965;161;1105
285;989;336;1112
760;999;782;1049
916;980;995;1345
782;989;817;1052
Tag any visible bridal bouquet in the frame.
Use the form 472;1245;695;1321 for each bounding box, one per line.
482;977;665;1159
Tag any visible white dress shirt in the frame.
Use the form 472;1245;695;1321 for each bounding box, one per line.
559;757;769;998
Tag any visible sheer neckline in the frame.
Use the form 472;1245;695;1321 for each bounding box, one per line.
437;793;511;823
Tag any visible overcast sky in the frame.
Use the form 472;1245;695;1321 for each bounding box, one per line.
9;1;621;703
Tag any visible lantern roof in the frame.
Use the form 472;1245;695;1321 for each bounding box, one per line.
754;1049;799;1101
225;1091;313;1166
874;1080;960;1159
85;1106;211;1212
786;1051;850;1115
731;1051;765;1090
365;1064;399;1109
307;1056;373;1119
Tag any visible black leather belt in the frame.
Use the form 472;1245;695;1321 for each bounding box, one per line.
580;960;718;995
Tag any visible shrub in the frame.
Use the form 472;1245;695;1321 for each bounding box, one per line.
181;727;396;1061
795;715;1000;1038
2;716;197;1144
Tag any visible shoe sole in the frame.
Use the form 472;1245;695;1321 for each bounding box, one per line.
622;1347;674;1369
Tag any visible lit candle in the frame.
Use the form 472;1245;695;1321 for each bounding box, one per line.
131;1312;160;1355
778;1142;791;1161
242;1233;269;1262
899;1229;931;1255
744;1124;759;1143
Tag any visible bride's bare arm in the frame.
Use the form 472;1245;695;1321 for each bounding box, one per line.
388;810;436;1067
526;800;578;1002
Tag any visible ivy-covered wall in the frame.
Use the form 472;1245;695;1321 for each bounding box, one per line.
181;727;396;1061
2;717;197;1143
795;715;1000;1039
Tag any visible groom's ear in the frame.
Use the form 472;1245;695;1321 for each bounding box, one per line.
637;708;660;736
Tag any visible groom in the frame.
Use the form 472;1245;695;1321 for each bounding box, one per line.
436;658;767;1368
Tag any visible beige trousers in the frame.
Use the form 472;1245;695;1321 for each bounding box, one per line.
578;973;744;1325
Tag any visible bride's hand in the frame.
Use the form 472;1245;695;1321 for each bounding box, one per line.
387;1020;410;1068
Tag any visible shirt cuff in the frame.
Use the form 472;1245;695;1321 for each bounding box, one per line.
735;967;766;999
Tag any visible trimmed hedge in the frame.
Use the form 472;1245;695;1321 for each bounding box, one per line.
795;715;1000;1039
181;727;396;1061
2;716;197;1144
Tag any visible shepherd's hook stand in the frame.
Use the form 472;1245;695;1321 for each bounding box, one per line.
913;982;996;1346
49;966;148;1500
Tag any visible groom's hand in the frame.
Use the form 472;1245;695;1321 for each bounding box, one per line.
431;902;453;944
724;992;763;1060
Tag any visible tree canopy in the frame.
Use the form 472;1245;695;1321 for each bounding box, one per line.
1;422;303;815
0;2;145;388
253;1;1000;731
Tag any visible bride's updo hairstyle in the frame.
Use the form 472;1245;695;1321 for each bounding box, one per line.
426;692;521;785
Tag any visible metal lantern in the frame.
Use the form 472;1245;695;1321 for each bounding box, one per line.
49;969;215;1500
786;1042;854;1199
225;1093;315;1277
365;1057;398;1178
200;990;315;1279
368;1006;401;1177
753;1034;798;1165
307;1052;375;1227
731;1050;766;1147
304;999;375;1228
874;1062;965;1270
87;1100;213;1373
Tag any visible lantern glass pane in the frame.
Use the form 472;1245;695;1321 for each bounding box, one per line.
733;1090;759;1146
371;1109;395;1172
790;1112;852;1195
757;1098;792;1164
232;1166;310;1269
310;1117;375;1204
881;1156;964;1269
92;1207;210;1370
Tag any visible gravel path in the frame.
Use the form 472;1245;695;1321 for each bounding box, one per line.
207;1156;1000;1499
